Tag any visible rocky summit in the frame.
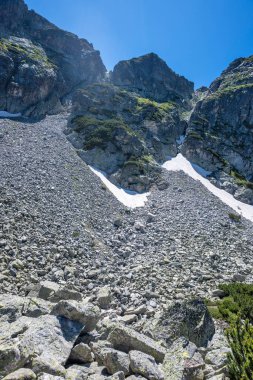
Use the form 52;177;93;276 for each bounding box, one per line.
0;0;253;379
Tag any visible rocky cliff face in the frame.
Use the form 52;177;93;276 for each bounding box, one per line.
0;0;106;116
181;56;253;204
65;81;187;192
111;53;194;105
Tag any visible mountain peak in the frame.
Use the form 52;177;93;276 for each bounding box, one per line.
111;53;194;103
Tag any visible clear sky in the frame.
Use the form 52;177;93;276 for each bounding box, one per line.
25;0;253;89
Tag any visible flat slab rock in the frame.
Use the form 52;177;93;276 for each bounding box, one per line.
105;322;166;363
0;314;83;377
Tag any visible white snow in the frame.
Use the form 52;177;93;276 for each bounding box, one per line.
163;153;253;223
89;166;149;208
0;111;21;118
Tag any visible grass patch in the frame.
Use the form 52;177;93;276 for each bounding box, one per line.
0;38;55;69
187;131;204;140
73;116;138;150
228;213;242;222
211;283;253;380
230;169;253;190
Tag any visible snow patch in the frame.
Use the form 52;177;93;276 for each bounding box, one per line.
89;166;149;208
0;111;21;118
163;153;253;223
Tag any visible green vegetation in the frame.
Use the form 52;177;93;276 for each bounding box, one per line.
227;318;253;380
73;116;138;150
205;148;227;166
187;131;204;140
228;213;242;222
207;283;253;379
209;83;253;100
124;154;154;168
135;97;175;120
230;169;253;190
0;38;55;69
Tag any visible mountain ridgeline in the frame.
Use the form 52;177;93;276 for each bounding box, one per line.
0;0;253;203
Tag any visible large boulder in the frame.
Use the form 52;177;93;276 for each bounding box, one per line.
99;348;130;375
0;314;83;377
2;368;36;380
142;300;215;347
162;338;205;380
104;322;166;363
129;350;164;380
51;299;100;332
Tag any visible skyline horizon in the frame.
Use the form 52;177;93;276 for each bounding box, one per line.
25;0;253;89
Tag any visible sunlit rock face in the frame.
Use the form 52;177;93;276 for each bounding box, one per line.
0;0;106;117
110;53;194;105
181;55;253;204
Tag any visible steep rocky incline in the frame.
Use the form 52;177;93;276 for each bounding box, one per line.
181;55;253;204
110;53;194;105
0;0;105;117
1;115;253;307
65;82;187;192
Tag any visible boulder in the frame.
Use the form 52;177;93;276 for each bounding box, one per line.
90;340;113;365
162;338;205;380
28;356;66;376
97;287;111;309
65;365;90;380
70;343;94;364
100;348;130;375
105;322;166;362
2;368;36;380
0;314;83;377
37;281;82;302
51;300;100;331
38;375;65;380
129;350;164;380
142;300;215;347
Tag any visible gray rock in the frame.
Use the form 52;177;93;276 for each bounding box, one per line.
38;281;60;300
111;53;193;103
100;348;130;375
107;371;125;380
105;322;166;363
51;300;100;331
129;350;164;380
90;341;113;365
2;368;36;380
38;374;65;380
97;287;111;309
70;343;94;363
65;365;90;380
28;356;66;376
143;300;215;347
162;338;204;380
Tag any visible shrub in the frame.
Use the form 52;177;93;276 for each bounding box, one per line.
226;318;253;380
218;283;253;322
210;283;253;379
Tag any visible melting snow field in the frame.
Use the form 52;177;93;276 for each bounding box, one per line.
0;111;21;118
89;166;150;208
163;153;253;223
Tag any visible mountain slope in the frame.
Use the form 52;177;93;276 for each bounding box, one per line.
181;55;253;204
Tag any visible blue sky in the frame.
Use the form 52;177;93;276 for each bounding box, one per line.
25;0;253;88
